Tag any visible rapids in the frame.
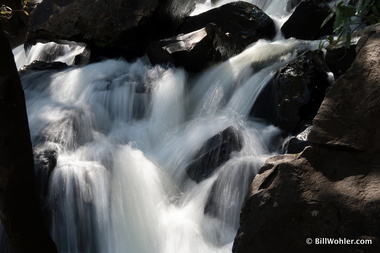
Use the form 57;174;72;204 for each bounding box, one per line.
4;1;322;253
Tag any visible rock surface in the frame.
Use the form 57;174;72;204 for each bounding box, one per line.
233;28;380;253
148;2;276;71
27;0;196;58
186;126;243;183
251;50;331;135
281;0;334;40
0;30;58;253
179;1;276;60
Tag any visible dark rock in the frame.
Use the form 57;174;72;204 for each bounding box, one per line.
27;0;196;58
324;44;357;80
186;126;243;183
274;50;330;134
204;161;256;231
249;77;277;124
0;30;58;253
19;60;69;74
251;51;331;135
148;2;276;70
178;1;276;60
281;0;334;40
34;149;58;203
0;0;37;47
284;125;312;154
233;27;380;253
147;25;216;71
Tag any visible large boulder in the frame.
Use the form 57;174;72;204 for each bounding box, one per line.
186;126;243;183
147;25;216;72
308;29;380;154
233;147;380;253
281;0;334;40
148;2;276;70
251;50;331;135
179;1;276;60
27;0;197;58
233;28;380;253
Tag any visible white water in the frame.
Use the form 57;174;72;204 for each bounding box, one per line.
11;2;320;253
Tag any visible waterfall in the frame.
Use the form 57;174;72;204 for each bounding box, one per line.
8;2;321;253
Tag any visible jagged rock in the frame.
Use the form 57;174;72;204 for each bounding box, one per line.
281;0;334;40
186;126;243;183
27;0;196;58
233;27;380;253
147;25;216;71
284;125;312;154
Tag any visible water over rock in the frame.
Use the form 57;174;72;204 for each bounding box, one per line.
281;0;334;40
148;1;276;71
186;126;243;183
233;27;380;253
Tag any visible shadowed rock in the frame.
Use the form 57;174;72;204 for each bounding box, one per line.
186;126;243;183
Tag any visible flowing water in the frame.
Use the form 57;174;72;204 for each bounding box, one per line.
5;1;321;253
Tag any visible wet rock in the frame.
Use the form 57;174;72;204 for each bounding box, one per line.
178;1;276;60
204;161;256;230
274;50;330;134
34;149;58;202
251;51;331;135
147;25;216;72
281;0;334;40
186;126;243;183
148;2;276;70
19;60;68;74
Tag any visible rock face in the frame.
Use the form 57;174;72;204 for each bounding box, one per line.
186;126;243;183
281;0;334;40
148;2;276;71
27;0;196;57
233;29;380;253
308;29;380;154
0;30;58;253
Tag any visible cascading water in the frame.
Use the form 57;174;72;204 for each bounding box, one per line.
5;1;322;253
